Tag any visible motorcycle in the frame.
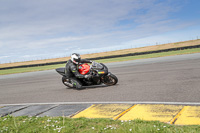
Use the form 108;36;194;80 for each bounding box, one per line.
56;61;118;88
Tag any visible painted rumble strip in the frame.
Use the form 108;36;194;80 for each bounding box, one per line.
174;106;200;125
119;104;183;123
73;104;200;125
72;104;133;119
1;104;200;125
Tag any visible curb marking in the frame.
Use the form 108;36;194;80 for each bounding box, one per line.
118;104;183;123
72;104;132;118
174;106;200;125
170;106;186;124
113;104;137;120
1;104;200;125
0;105;29;117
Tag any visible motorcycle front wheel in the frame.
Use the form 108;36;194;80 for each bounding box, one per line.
102;73;118;86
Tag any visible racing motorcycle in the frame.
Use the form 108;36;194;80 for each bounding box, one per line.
56;61;118;88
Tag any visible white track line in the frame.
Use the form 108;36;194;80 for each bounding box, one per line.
1;101;200;106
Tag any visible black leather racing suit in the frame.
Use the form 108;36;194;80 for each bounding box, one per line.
65;59;92;88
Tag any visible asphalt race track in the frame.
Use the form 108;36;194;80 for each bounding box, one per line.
0;53;200;105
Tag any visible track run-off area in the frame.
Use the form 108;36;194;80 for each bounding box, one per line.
0;53;200;125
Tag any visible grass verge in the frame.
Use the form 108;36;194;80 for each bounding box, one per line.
0;115;200;133
1;48;200;75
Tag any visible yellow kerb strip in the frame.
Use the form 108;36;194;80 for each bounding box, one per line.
174;106;200;125
72;104;132;119
113;104;137;120
170;106;186;124
119;104;183;123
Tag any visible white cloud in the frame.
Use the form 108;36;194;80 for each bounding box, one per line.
0;0;181;38
0;56;9;59
0;0;199;63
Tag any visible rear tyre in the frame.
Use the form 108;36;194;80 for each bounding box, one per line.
102;73;118;86
62;77;83;89
62;77;74;88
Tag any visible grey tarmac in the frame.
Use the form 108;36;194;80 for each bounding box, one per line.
0;53;200;104
0;53;200;117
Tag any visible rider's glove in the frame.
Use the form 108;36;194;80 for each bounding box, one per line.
84;75;92;79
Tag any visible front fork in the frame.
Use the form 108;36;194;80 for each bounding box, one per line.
100;72;111;82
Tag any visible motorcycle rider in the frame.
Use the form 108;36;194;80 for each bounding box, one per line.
65;53;92;89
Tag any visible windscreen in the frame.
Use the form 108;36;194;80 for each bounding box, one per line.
92;62;103;70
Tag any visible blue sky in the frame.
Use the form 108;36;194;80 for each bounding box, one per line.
0;0;200;63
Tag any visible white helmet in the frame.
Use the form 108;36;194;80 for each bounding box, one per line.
71;53;81;64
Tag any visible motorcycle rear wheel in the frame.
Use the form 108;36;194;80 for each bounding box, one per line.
62;77;74;88
102;73;118;86
62;77;83;89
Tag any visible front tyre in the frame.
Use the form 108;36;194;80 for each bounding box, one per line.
102;73;118;86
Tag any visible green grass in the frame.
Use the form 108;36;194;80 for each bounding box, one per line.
0;115;200;133
1;48;200;75
0;64;65;75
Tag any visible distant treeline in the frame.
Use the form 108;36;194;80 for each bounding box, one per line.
1;44;200;70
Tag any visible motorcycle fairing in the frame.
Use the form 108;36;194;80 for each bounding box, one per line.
78;63;90;75
97;70;108;75
56;68;65;76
